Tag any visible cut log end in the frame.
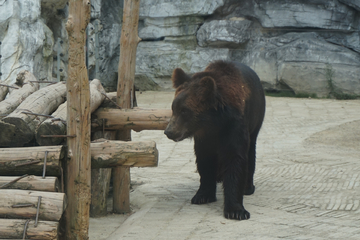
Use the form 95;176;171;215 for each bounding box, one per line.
0;117;33;147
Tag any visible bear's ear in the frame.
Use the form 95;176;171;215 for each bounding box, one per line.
200;76;216;92
199;76;217;100
171;68;190;88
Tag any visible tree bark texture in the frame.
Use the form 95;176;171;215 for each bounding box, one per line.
0;145;65;176
0;71;39;119
0;189;66;221
114;0;141;214
65;0;91;239
0;219;58;240
91;140;158;168
0;176;60;192
0;82;66;147
89;131;115;217
92;107;171;132
35;79;106;146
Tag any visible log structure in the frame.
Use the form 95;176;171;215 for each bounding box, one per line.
0;176;60;192
0;219;58;240
90;132;115;217
114;0;141;214
0;82;66;147
0;71;39;119
92;107;171;132
0;189;66;221
0;145;65;176
35;79;106;146
91;140;158;168
65;0;91;239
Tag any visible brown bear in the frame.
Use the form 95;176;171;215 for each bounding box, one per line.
164;60;265;220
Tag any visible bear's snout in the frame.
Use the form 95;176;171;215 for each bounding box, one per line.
164;128;174;139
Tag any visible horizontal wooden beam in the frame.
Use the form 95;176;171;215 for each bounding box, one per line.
0;219;58;240
92;107;171;132
0;189;66;221
0;175;59;192
0;145;65;176
91;140;158;168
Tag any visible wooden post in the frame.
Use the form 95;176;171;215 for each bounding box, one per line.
114;0;141;214
65;0;91;239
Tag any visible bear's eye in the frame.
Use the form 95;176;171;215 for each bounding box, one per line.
180;109;189;115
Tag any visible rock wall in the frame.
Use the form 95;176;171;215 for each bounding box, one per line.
0;0;68;85
1;0;359;97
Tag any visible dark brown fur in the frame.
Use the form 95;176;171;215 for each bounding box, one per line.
165;60;265;221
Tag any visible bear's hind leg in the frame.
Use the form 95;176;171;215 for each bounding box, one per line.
244;140;256;195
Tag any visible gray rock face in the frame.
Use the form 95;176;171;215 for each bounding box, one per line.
87;0;123;91
339;0;360;11
139;17;204;40
1;0;359;97
197;18;252;47
1;0;52;84
136;37;230;90
253;1;357;30
0;0;68;85
139;0;225;18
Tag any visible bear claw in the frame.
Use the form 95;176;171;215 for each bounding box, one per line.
191;193;216;204
224;209;250;220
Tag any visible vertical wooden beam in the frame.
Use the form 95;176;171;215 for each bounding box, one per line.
113;0;141;214
65;0;91;239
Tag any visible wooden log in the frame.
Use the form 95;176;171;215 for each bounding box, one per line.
0;145;65;176
91;140;158;168
90;168;111;217
0;219;58;240
65;0;91;239
114;0;142;214
35;79;106;146
0;82;66;147
0;71;39;119
0;189;66;221
92;107;171;131
90;131;115;217
0;176;60;192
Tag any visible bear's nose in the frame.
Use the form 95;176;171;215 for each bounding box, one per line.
164;129;174;139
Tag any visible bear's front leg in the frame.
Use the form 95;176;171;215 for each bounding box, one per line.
223;170;250;220
220;135;250;220
192;138;217;204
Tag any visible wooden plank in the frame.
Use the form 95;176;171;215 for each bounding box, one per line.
0;145;64;176
92;107;171;131
91;140;158;168
0;189;66;221
0;176;59;192
64;0;91;239
0;219;58;240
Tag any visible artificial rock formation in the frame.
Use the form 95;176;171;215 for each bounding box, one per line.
1;0;359;97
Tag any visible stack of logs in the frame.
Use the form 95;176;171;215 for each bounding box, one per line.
0;70;172;238
0;70;171;148
0;146;66;239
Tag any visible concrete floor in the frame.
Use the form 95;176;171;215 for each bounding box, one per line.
90;91;360;240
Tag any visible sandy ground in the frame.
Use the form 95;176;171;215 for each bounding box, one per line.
89;92;360;240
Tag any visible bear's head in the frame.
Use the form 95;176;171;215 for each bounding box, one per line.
164;68;221;142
